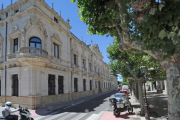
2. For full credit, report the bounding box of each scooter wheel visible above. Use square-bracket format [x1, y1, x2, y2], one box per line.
[128, 105, 133, 114]
[113, 109, 120, 117]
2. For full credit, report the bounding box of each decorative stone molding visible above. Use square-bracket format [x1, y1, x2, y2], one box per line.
[51, 33, 62, 44]
[12, 26, 19, 34]
[26, 15, 48, 38]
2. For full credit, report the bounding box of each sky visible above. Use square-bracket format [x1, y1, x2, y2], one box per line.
[0, 0, 122, 81]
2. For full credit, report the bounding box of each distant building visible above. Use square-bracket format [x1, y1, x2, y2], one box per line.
[0, 0, 117, 109]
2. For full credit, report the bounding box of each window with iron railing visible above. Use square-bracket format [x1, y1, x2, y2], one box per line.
[83, 79, 86, 91]
[12, 74, 18, 96]
[58, 76, 64, 94]
[74, 78, 78, 92]
[48, 74, 55, 95]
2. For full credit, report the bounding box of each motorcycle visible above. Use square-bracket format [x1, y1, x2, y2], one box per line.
[0, 105, 34, 120]
[19, 105, 34, 120]
[109, 97, 133, 117]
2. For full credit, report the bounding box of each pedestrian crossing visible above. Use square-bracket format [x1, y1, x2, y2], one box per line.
[34, 111, 105, 120]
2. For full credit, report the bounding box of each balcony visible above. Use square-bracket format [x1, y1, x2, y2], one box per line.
[16, 47, 49, 66]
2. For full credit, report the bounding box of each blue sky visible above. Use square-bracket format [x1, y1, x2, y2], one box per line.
[0, 0, 122, 81]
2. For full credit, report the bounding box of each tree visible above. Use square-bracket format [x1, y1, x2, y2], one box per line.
[107, 38, 166, 114]
[72, 0, 180, 119]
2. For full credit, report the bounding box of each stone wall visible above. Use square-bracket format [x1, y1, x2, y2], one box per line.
[0, 89, 112, 109]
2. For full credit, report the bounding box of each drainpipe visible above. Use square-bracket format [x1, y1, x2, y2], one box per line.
[5, 22, 8, 102]
[70, 38, 73, 97]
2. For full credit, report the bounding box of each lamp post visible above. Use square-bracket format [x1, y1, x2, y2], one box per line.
[140, 66, 150, 120]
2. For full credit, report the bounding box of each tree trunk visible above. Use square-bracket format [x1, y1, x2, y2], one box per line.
[138, 81, 145, 115]
[161, 61, 180, 120]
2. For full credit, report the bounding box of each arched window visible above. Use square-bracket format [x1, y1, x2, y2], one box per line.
[29, 37, 41, 48]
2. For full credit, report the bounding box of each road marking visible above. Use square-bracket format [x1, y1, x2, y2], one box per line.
[58, 113, 76, 120]
[71, 113, 87, 120]
[86, 114, 97, 120]
[43, 112, 67, 120]
[86, 111, 104, 120]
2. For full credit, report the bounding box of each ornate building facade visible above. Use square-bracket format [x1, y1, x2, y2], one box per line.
[0, 0, 117, 109]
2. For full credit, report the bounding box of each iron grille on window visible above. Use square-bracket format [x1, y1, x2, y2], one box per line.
[48, 74, 55, 95]
[90, 80, 92, 90]
[74, 78, 78, 92]
[58, 76, 64, 94]
[12, 74, 18, 96]
[83, 79, 86, 91]
[14, 38, 18, 53]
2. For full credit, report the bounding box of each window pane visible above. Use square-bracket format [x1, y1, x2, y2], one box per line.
[36, 43, 41, 49]
[30, 43, 35, 47]
[30, 38, 41, 42]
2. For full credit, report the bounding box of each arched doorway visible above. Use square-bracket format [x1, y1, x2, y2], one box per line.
[29, 37, 41, 49]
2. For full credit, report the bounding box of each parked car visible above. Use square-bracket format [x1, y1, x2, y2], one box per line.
[119, 90, 128, 96]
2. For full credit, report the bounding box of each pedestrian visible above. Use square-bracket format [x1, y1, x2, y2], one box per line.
[2, 102, 19, 120]
[129, 86, 132, 96]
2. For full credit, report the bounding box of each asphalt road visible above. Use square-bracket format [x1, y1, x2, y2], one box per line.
[35, 91, 116, 120]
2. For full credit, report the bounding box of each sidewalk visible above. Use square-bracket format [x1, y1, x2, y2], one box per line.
[0, 90, 116, 118]
[146, 91, 168, 120]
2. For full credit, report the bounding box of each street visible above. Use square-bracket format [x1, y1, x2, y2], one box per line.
[34, 91, 137, 120]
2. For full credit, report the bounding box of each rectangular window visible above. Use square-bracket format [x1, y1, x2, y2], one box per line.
[0, 18, 1, 21]
[13, 38, 18, 53]
[74, 54, 77, 65]
[58, 76, 64, 94]
[48, 74, 55, 95]
[83, 79, 86, 91]
[6, 13, 8, 18]
[74, 78, 78, 92]
[90, 80, 92, 90]
[12, 74, 18, 96]
[54, 17, 58, 23]
[82, 59, 85, 68]
[53, 43, 59, 58]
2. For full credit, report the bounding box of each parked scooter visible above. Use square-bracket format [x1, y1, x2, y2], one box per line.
[0, 105, 34, 120]
[109, 97, 133, 117]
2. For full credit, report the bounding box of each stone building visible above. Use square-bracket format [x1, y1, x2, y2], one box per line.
[0, 0, 117, 109]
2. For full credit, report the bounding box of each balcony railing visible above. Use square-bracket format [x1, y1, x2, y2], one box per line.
[17, 47, 48, 58]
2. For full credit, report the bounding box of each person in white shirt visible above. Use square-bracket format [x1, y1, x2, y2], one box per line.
[2, 102, 19, 120]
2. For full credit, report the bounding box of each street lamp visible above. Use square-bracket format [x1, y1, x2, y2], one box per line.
[140, 66, 150, 120]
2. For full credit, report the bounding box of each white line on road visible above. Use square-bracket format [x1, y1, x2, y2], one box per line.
[86, 114, 97, 120]
[43, 112, 67, 120]
[57, 113, 76, 120]
[71, 113, 87, 120]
